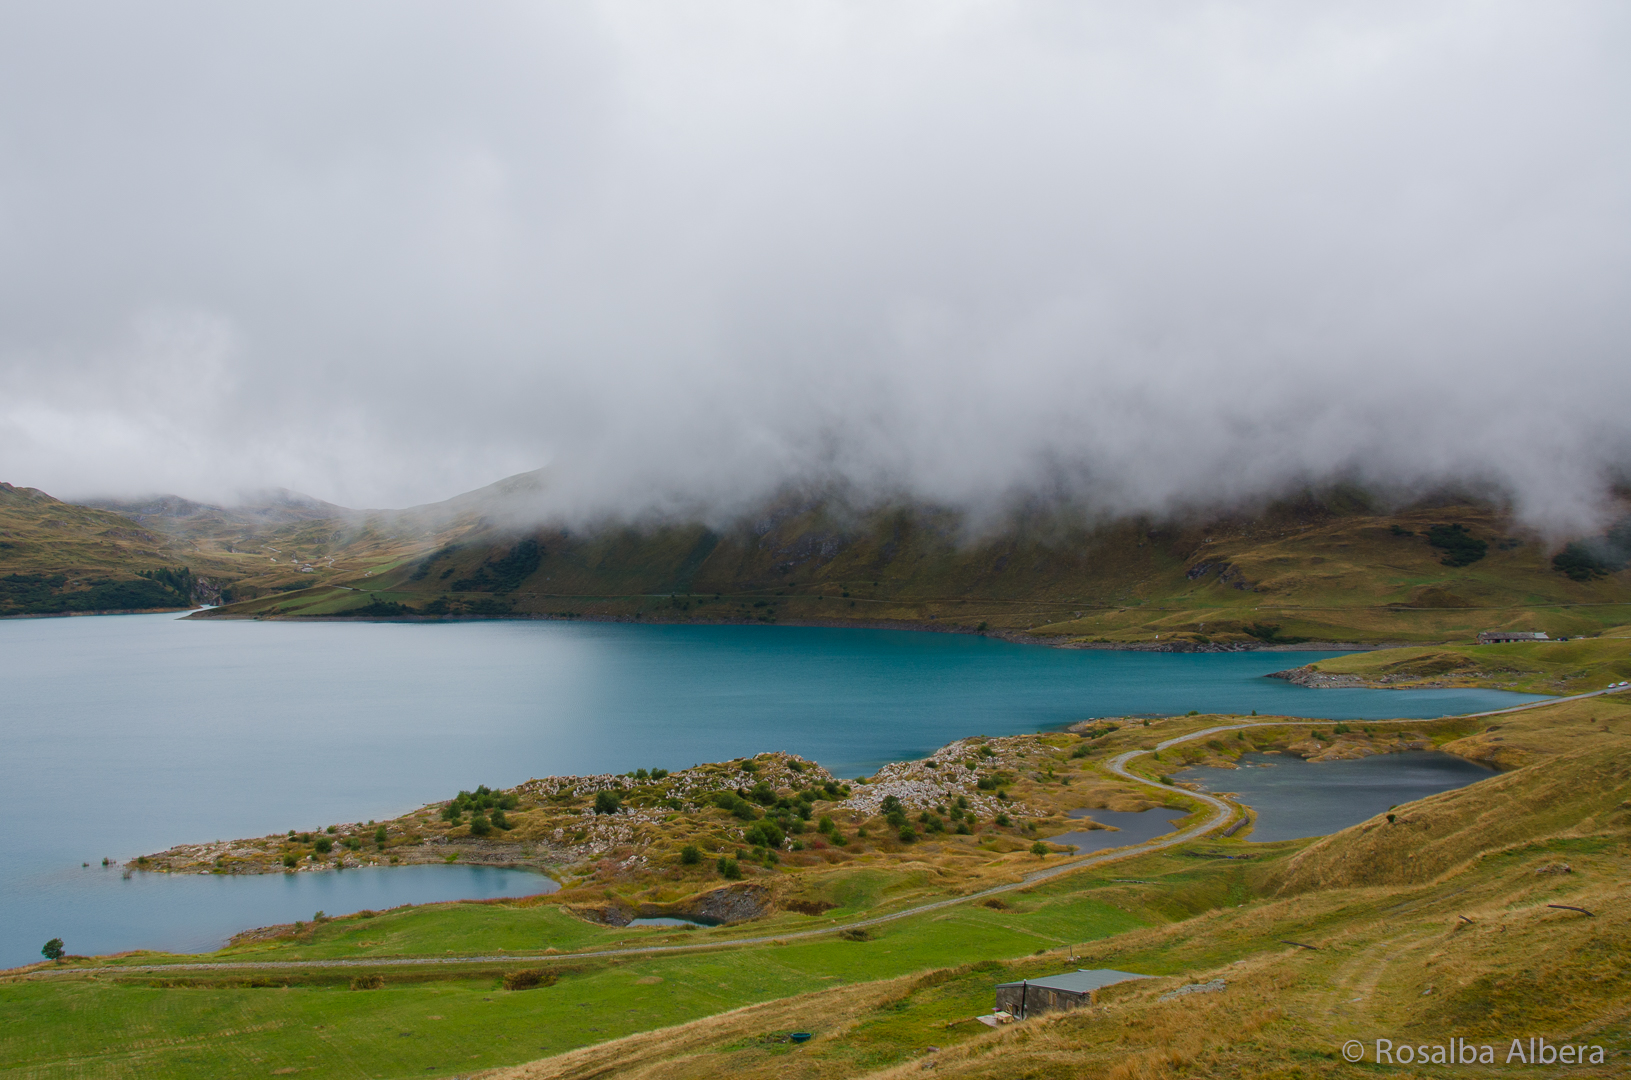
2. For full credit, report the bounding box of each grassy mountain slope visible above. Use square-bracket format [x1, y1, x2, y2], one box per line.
[0, 483, 252, 614]
[199, 481, 1631, 647]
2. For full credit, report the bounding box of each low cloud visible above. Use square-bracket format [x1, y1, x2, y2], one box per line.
[1, 2, 1627, 532]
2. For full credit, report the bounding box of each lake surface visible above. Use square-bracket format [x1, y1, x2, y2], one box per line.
[1174, 751, 1498, 841]
[0, 614, 1544, 967]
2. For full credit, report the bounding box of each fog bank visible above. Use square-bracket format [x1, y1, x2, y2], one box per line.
[1, 2, 1627, 532]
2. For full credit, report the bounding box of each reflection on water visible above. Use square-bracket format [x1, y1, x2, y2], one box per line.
[1175, 751, 1495, 842]
[1046, 807, 1188, 852]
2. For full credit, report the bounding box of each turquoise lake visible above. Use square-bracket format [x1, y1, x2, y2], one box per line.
[0, 613, 1544, 967]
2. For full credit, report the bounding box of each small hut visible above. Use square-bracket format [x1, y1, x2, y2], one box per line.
[993, 969, 1149, 1019]
[1477, 631, 1549, 644]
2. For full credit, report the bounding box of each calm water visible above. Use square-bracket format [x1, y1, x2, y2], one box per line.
[0, 614, 1542, 967]
[1174, 751, 1498, 841]
[1046, 808, 1189, 853]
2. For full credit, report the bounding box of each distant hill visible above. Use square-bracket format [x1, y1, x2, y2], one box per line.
[0, 483, 241, 615]
[189, 476, 1631, 647]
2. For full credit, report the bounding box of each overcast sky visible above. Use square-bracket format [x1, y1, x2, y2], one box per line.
[1, 2, 1627, 531]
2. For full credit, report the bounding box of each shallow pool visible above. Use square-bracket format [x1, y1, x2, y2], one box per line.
[1174, 751, 1496, 842]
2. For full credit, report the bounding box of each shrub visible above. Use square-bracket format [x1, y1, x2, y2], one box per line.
[350, 974, 384, 990]
[955, 822, 972, 835]
[490, 808, 510, 830]
[325, 825, 337, 834]
[313, 837, 333, 854]
[717, 855, 742, 880]
[41, 938, 64, 961]
[373, 826, 388, 844]
[594, 791, 621, 815]
[650, 768, 669, 780]
[838, 927, 871, 941]
[345, 837, 361, 851]
[817, 815, 835, 833]
[898, 826, 917, 843]
[745, 820, 785, 849]
[1426, 523, 1488, 567]
[469, 814, 492, 836]
[502, 969, 556, 991]
[680, 844, 701, 865]
[995, 813, 1011, 827]
[1553, 541, 1627, 581]
[283, 854, 298, 868]
[1030, 841, 1050, 857]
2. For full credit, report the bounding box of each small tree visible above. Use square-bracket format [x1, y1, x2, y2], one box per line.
[41, 938, 64, 961]
[1030, 841, 1050, 857]
[680, 844, 701, 865]
[717, 855, 742, 880]
[594, 790, 621, 815]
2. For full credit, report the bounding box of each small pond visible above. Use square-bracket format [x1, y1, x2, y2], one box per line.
[1045, 807, 1190, 853]
[626, 916, 719, 928]
[1173, 751, 1496, 842]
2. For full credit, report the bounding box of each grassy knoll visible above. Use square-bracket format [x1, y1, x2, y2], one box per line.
[1286, 625, 1631, 694]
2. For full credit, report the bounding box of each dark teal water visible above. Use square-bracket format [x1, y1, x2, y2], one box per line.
[0, 614, 1543, 967]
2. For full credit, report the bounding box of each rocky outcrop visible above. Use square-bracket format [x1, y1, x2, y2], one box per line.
[571, 883, 773, 927]
[1266, 665, 1365, 688]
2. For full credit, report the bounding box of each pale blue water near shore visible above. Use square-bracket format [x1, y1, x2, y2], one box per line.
[0, 613, 1543, 967]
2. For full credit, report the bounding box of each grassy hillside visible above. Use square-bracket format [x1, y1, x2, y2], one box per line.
[1283, 625, 1631, 694]
[11, 468, 1631, 642]
[0, 483, 255, 614]
[198, 482, 1631, 647]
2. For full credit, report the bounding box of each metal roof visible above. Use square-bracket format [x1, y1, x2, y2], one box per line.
[995, 969, 1150, 994]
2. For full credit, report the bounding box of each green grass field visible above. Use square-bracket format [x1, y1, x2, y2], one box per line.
[1, 866, 1172, 1078]
[1305, 625, 1631, 692]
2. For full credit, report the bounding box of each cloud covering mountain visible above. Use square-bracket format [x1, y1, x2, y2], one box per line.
[1, 2, 1627, 530]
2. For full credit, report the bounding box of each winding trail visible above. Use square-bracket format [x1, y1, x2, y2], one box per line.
[23, 685, 1626, 978]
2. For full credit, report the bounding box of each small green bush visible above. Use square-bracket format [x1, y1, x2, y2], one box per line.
[898, 826, 917, 843]
[680, 844, 701, 865]
[469, 814, 492, 836]
[282, 854, 298, 868]
[313, 837, 333, 854]
[502, 969, 556, 991]
[995, 813, 1011, 827]
[1030, 841, 1049, 857]
[717, 855, 742, 879]
[594, 790, 622, 815]
[41, 938, 64, 961]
